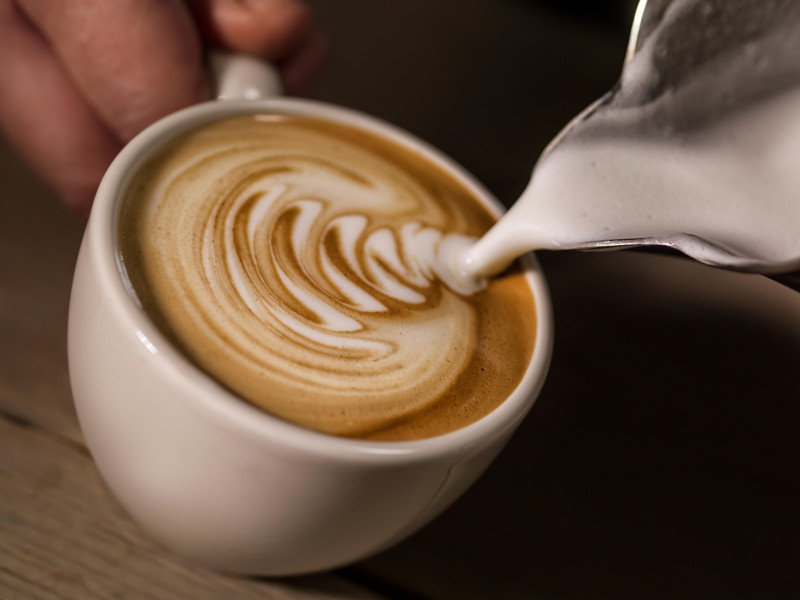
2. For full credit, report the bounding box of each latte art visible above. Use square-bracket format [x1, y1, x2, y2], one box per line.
[119, 114, 535, 440]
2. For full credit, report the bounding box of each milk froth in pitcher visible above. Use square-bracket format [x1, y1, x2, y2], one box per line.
[456, 0, 800, 291]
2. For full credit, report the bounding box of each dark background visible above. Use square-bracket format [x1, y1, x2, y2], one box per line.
[304, 1, 800, 598]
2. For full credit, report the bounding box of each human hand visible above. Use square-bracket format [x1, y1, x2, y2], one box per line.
[0, 0, 326, 215]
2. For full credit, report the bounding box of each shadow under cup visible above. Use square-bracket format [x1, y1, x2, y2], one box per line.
[68, 97, 553, 575]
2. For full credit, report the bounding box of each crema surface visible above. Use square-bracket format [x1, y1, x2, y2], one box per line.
[118, 114, 535, 440]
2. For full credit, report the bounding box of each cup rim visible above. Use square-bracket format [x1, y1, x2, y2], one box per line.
[90, 97, 554, 462]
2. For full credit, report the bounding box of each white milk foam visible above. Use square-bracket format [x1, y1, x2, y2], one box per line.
[471, 88, 800, 270]
[467, 0, 800, 278]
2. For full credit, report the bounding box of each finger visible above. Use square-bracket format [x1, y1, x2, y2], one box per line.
[189, 0, 314, 58]
[0, 1, 120, 213]
[15, 0, 210, 142]
[188, 0, 327, 93]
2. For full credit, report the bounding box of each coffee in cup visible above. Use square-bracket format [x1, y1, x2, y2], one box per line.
[70, 58, 552, 572]
[117, 113, 537, 441]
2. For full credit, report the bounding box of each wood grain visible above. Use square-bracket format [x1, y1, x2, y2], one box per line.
[0, 417, 381, 600]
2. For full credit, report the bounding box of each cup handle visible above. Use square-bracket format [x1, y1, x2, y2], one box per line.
[209, 52, 283, 100]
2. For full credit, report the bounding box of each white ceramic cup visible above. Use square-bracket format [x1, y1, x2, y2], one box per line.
[68, 55, 553, 576]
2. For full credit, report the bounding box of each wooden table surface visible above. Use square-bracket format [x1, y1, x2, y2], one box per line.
[3, 1, 800, 598]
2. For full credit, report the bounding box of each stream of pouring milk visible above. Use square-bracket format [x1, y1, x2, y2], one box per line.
[463, 87, 800, 281]
[456, 0, 800, 286]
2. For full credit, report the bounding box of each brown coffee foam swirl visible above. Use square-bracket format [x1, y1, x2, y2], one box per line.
[120, 115, 535, 440]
